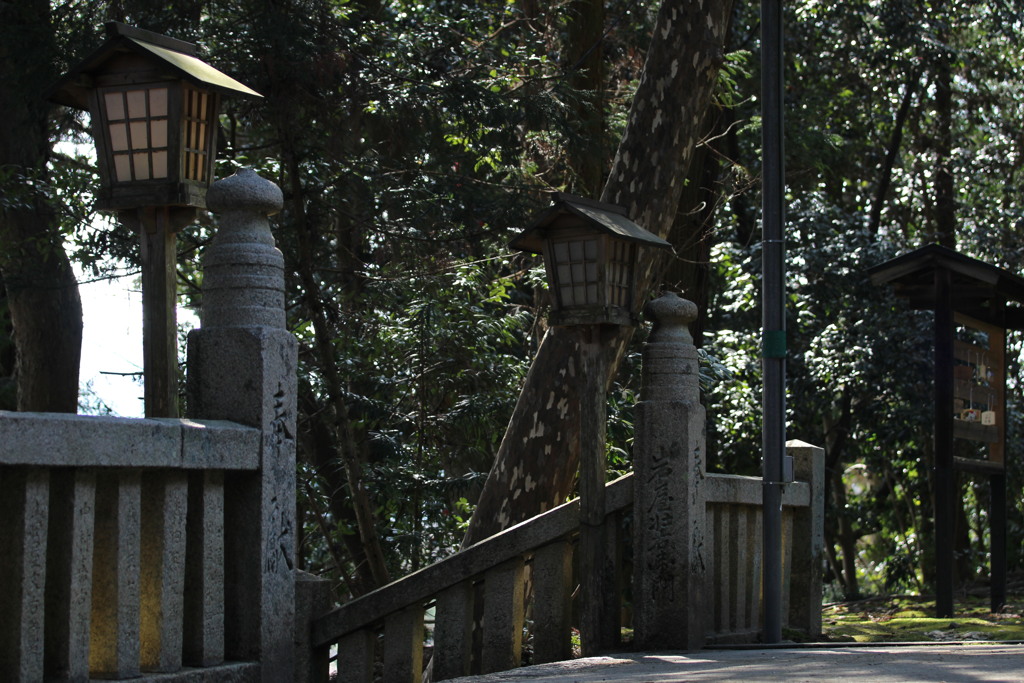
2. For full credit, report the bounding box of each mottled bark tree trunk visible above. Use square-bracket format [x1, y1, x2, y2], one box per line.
[0, 0, 83, 413]
[464, 0, 734, 546]
[662, 108, 728, 346]
[565, 0, 607, 197]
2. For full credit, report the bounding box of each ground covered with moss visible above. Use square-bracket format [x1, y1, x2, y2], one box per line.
[822, 588, 1024, 643]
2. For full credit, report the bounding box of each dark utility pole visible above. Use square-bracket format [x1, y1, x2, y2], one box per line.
[761, 0, 787, 644]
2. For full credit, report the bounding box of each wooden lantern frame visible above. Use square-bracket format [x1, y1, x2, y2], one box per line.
[511, 194, 671, 327]
[89, 79, 219, 209]
[48, 21, 260, 210]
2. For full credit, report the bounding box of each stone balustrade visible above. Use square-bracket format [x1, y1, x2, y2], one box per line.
[0, 416, 260, 680]
[310, 475, 634, 682]
[310, 293, 824, 682]
[0, 183, 823, 682]
[704, 442, 823, 642]
[311, 450, 822, 682]
[0, 168, 298, 682]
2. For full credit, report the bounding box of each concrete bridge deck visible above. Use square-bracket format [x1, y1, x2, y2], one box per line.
[452, 643, 1024, 682]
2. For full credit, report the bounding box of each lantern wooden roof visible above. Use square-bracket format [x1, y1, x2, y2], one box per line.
[510, 193, 672, 254]
[868, 243, 1024, 329]
[49, 22, 260, 111]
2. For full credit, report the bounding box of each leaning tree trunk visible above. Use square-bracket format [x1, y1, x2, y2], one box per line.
[0, 0, 83, 414]
[565, 0, 607, 198]
[463, 0, 734, 546]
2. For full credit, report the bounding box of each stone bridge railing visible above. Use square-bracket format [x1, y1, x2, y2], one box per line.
[309, 450, 822, 682]
[0, 168, 823, 682]
[309, 293, 824, 682]
[0, 169, 297, 682]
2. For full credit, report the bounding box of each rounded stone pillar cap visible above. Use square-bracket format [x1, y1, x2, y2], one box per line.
[645, 292, 697, 343]
[207, 167, 284, 216]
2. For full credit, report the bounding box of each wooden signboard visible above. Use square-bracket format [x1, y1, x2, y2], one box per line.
[869, 245, 1020, 617]
[952, 313, 1005, 469]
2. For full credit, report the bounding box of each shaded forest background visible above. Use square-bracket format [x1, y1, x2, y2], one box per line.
[2, 0, 1024, 604]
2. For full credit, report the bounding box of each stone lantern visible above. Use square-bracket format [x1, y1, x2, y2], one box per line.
[49, 21, 260, 210]
[49, 22, 260, 417]
[510, 194, 672, 327]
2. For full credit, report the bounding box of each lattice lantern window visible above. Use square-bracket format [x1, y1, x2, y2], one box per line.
[97, 84, 215, 190]
[550, 232, 637, 311]
[512, 195, 671, 327]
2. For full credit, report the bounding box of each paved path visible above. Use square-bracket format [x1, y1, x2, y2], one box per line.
[450, 643, 1024, 682]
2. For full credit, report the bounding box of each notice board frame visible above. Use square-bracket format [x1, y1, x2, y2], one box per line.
[869, 244, 1021, 617]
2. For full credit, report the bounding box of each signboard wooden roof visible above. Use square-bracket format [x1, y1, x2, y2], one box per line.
[868, 244, 1024, 328]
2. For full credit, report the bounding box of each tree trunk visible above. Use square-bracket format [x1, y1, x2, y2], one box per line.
[931, 27, 956, 249]
[868, 71, 917, 237]
[0, 277, 16, 410]
[822, 390, 859, 598]
[661, 108, 728, 346]
[283, 131, 392, 591]
[0, 0, 83, 414]
[565, 0, 607, 197]
[463, 0, 734, 547]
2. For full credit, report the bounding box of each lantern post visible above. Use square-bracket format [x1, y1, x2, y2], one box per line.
[49, 22, 261, 417]
[511, 193, 670, 653]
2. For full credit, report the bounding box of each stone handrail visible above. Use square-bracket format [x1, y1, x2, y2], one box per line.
[0, 412, 260, 469]
[308, 293, 824, 682]
[0, 169, 298, 682]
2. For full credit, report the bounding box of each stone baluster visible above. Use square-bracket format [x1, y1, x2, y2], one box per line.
[139, 470, 188, 672]
[90, 470, 142, 677]
[44, 469, 96, 680]
[0, 468, 51, 682]
[530, 540, 573, 665]
[632, 292, 707, 650]
[186, 168, 297, 681]
[432, 581, 474, 679]
[337, 630, 374, 682]
[383, 607, 425, 683]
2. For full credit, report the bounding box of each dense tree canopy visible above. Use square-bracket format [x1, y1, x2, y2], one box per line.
[4, 0, 1023, 604]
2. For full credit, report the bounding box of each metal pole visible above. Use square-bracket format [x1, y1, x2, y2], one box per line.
[761, 0, 786, 644]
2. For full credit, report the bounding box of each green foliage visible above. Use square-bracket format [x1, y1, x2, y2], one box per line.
[34, 0, 1024, 602]
[704, 0, 1024, 600]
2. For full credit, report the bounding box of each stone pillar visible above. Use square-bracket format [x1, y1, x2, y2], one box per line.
[786, 439, 824, 637]
[632, 292, 706, 651]
[294, 570, 333, 683]
[186, 168, 297, 681]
